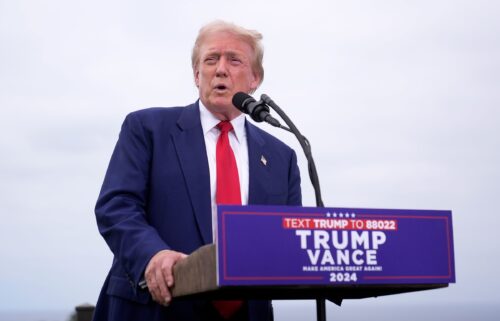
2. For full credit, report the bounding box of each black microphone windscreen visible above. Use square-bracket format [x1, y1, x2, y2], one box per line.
[232, 92, 253, 112]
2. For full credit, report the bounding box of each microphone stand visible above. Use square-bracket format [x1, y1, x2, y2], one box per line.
[260, 94, 327, 321]
[261, 94, 324, 208]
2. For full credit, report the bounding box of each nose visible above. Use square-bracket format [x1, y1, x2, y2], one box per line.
[215, 57, 228, 77]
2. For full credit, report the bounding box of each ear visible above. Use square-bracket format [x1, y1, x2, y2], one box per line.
[249, 71, 261, 91]
[194, 68, 200, 88]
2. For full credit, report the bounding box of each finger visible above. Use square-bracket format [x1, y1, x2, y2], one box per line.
[147, 272, 161, 304]
[155, 265, 171, 305]
[163, 287, 172, 306]
[162, 264, 174, 288]
[164, 252, 187, 288]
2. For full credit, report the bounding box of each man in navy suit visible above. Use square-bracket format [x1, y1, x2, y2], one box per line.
[93, 20, 301, 321]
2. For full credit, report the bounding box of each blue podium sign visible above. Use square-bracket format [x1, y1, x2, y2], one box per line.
[216, 205, 455, 286]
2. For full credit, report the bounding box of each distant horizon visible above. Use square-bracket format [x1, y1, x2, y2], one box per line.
[1, 301, 498, 321]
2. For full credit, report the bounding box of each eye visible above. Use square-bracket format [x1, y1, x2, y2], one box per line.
[204, 56, 217, 65]
[230, 56, 242, 65]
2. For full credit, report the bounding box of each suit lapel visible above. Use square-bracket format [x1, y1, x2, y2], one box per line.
[171, 102, 212, 244]
[246, 121, 273, 205]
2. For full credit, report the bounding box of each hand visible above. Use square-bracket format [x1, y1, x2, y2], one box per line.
[144, 249, 187, 306]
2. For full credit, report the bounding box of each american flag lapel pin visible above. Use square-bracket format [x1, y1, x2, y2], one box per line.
[260, 155, 267, 166]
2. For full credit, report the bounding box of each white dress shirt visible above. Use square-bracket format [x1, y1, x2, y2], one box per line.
[199, 101, 249, 242]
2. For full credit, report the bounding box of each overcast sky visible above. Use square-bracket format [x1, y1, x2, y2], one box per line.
[1, 0, 499, 319]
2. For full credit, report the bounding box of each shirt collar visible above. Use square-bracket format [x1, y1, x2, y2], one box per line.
[199, 100, 246, 143]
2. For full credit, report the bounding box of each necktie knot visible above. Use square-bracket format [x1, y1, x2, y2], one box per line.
[217, 121, 233, 134]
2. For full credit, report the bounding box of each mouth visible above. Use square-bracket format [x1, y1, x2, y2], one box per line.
[213, 84, 229, 92]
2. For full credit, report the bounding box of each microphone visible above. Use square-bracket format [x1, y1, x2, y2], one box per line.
[232, 92, 281, 127]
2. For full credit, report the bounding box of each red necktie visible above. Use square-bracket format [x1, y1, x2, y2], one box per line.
[213, 121, 243, 318]
[216, 121, 241, 205]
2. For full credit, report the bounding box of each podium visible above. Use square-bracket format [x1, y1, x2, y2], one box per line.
[170, 243, 449, 300]
[169, 205, 455, 319]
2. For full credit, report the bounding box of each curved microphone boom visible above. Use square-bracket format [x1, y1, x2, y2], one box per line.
[261, 94, 324, 207]
[233, 91, 327, 320]
[232, 92, 281, 127]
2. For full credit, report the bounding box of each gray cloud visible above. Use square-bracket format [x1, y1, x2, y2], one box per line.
[1, 0, 499, 316]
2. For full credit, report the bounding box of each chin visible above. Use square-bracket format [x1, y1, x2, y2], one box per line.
[210, 97, 232, 108]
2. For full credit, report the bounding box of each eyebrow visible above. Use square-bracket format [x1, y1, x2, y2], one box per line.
[204, 49, 245, 58]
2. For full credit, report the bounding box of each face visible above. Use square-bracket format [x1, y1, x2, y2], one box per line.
[194, 32, 261, 120]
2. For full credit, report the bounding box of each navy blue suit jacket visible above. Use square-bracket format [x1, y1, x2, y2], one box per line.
[93, 102, 301, 321]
